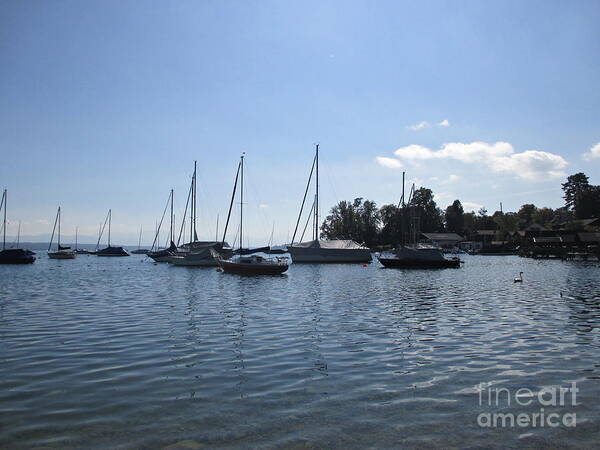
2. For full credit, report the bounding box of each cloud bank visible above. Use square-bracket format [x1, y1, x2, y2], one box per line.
[583, 142, 600, 161]
[375, 156, 403, 169]
[389, 141, 567, 181]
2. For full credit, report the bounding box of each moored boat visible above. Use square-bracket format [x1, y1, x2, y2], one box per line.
[0, 189, 35, 264]
[377, 245, 460, 268]
[47, 207, 76, 259]
[95, 209, 130, 257]
[217, 154, 289, 275]
[288, 145, 371, 263]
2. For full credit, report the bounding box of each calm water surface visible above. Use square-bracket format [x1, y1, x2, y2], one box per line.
[1, 255, 599, 448]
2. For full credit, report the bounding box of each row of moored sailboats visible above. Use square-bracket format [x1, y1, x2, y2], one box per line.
[1, 146, 460, 272]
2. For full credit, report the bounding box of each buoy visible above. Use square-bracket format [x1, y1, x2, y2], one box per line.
[362, 264, 368, 267]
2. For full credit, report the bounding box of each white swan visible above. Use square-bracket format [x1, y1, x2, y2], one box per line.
[514, 272, 523, 283]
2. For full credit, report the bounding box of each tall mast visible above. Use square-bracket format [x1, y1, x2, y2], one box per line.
[138, 226, 142, 250]
[76, 226, 78, 250]
[170, 189, 174, 244]
[193, 161, 197, 241]
[314, 144, 319, 241]
[2, 189, 6, 250]
[108, 209, 111, 247]
[239, 154, 244, 252]
[58, 207, 61, 248]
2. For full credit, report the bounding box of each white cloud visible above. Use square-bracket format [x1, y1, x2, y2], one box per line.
[583, 142, 600, 160]
[448, 174, 461, 183]
[375, 156, 403, 169]
[259, 204, 269, 209]
[463, 201, 484, 211]
[407, 121, 431, 131]
[438, 119, 450, 127]
[393, 141, 568, 181]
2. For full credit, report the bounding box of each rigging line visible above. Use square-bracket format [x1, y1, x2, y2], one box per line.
[95, 210, 110, 251]
[299, 199, 315, 243]
[150, 192, 172, 251]
[177, 175, 193, 246]
[222, 159, 242, 246]
[291, 152, 316, 244]
[48, 208, 59, 251]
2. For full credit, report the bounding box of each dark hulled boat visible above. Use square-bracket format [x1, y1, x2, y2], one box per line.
[217, 155, 289, 275]
[378, 246, 460, 268]
[95, 209, 130, 257]
[0, 189, 35, 264]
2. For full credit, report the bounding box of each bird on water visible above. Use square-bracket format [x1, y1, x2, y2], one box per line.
[514, 272, 523, 283]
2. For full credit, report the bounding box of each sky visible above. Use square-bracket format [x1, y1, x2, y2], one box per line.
[1, 0, 599, 246]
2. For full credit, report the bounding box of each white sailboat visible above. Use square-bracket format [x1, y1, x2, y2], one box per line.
[287, 145, 372, 263]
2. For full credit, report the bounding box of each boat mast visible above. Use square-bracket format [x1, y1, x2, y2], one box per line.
[75, 226, 78, 250]
[2, 189, 6, 250]
[16, 221, 20, 247]
[108, 209, 111, 247]
[314, 144, 319, 241]
[58, 207, 61, 249]
[137, 226, 142, 250]
[221, 158, 242, 246]
[193, 161, 197, 242]
[48, 207, 59, 251]
[170, 188, 174, 244]
[239, 154, 244, 252]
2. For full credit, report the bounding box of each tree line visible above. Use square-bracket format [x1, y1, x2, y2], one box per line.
[319, 172, 600, 247]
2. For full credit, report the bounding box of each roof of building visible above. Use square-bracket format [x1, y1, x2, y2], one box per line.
[421, 233, 464, 241]
[476, 230, 496, 236]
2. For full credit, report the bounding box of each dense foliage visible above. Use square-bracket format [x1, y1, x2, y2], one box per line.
[319, 172, 599, 246]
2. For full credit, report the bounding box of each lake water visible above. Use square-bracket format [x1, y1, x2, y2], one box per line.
[1, 255, 599, 448]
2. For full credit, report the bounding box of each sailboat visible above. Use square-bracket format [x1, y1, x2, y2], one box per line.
[217, 154, 289, 275]
[0, 189, 36, 264]
[148, 189, 177, 262]
[166, 161, 233, 266]
[74, 227, 92, 254]
[131, 226, 150, 254]
[47, 207, 76, 259]
[377, 173, 460, 269]
[287, 145, 372, 263]
[96, 209, 130, 256]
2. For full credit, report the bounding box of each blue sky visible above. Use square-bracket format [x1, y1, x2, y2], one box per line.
[1, 0, 599, 245]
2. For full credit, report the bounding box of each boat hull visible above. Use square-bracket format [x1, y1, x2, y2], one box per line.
[96, 246, 130, 257]
[377, 256, 460, 269]
[48, 251, 76, 259]
[220, 259, 288, 275]
[288, 247, 372, 263]
[0, 249, 36, 264]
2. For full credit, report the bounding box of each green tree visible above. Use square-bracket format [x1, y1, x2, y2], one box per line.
[320, 198, 381, 246]
[407, 187, 444, 233]
[562, 173, 590, 210]
[445, 200, 464, 233]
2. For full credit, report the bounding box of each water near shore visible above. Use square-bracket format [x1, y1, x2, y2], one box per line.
[1, 255, 599, 448]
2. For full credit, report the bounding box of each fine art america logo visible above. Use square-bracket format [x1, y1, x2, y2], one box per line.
[477, 382, 578, 428]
